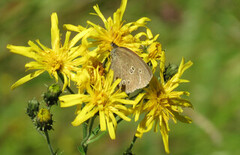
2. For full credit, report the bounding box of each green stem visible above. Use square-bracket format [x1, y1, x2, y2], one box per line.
[66, 84, 75, 94]
[83, 121, 88, 140]
[57, 72, 75, 94]
[44, 130, 55, 155]
[117, 118, 123, 124]
[86, 118, 123, 145]
[86, 131, 107, 145]
[79, 116, 124, 153]
[84, 120, 100, 146]
[88, 115, 96, 137]
[85, 124, 104, 145]
[81, 120, 89, 154]
[124, 135, 138, 155]
[87, 124, 101, 142]
[81, 116, 97, 146]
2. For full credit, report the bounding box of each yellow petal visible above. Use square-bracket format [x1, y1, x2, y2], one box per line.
[51, 12, 60, 50]
[179, 79, 190, 83]
[92, 5, 107, 27]
[75, 105, 82, 114]
[59, 94, 86, 107]
[7, 44, 35, 59]
[11, 70, 45, 89]
[114, 104, 128, 111]
[135, 111, 140, 122]
[62, 73, 69, 91]
[106, 117, 116, 139]
[182, 60, 193, 73]
[112, 98, 135, 105]
[28, 40, 43, 54]
[134, 93, 145, 105]
[87, 21, 106, 34]
[160, 51, 165, 83]
[112, 91, 128, 99]
[134, 102, 143, 122]
[118, 0, 127, 21]
[178, 58, 193, 76]
[146, 28, 153, 39]
[136, 17, 151, 24]
[99, 110, 106, 131]
[129, 17, 150, 32]
[72, 108, 98, 126]
[63, 31, 71, 48]
[109, 112, 117, 129]
[69, 28, 91, 48]
[80, 103, 96, 115]
[145, 117, 154, 132]
[151, 60, 158, 73]
[110, 80, 121, 94]
[52, 71, 58, 83]
[112, 109, 131, 121]
[160, 124, 170, 154]
[134, 32, 148, 40]
[35, 40, 49, 52]
[63, 24, 84, 32]
[113, 10, 121, 26]
[25, 61, 44, 70]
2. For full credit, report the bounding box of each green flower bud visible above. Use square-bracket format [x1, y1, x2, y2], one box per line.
[164, 64, 178, 82]
[36, 108, 53, 131]
[26, 99, 40, 119]
[43, 84, 62, 107]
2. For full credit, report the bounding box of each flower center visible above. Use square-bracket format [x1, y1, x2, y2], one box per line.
[44, 49, 67, 72]
[95, 91, 109, 109]
[152, 92, 169, 115]
[95, 92, 108, 106]
[51, 58, 63, 71]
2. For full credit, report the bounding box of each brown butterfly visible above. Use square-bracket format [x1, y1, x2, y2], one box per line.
[110, 45, 153, 93]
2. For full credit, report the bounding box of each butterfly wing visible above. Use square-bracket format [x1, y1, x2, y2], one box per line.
[110, 47, 152, 93]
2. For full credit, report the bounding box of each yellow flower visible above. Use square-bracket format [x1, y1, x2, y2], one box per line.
[141, 42, 163, 73]
[70, 45, 106, 93]
[72, 65, 105, 94]
[64, 0, 158, 55]
[37, 108, 52, 123]
[36, 108, 53, 131]
[72, 68, 90, 93]
[60, 69, 143, 139]
[135, 52, 193, 153]
[7, 12, 90, 90]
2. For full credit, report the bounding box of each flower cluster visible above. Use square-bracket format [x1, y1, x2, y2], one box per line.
[7, 0, 193, 153]
[26, 84, 62, 132]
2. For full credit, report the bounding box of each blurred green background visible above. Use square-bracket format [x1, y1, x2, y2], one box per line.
[1, 0, 240, 154]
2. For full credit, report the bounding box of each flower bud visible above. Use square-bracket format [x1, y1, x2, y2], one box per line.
[36, 108, 53, 131]
[43, 84, 62, 107]
[164, 64, 178, 82]
[26, 99, 40, 119]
